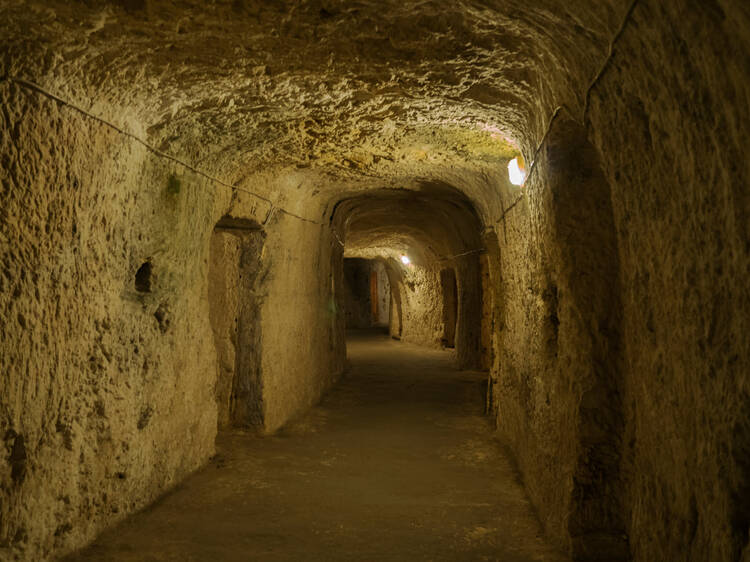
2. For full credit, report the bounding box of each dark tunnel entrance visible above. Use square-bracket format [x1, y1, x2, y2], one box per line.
[440, 268, 458, 348]
[208, 216, 265, 429]
[343, 258, 390, 331]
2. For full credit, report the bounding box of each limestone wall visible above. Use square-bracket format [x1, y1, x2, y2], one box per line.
[373, 260, 390, 328]
[0, 84, 346, 560]
[489, 2, 750, 560]
[585, 3, 750, 559]
[259, 212, 346, 433]
[492, 120, 625, 559]
[396, 263, 444, 349]
[0, 86, 221, 560]
[479, 253, 492, 371]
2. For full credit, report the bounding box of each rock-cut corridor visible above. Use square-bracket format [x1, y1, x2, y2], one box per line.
[1, 1, 749, 561]
[67, 331, 567, 562]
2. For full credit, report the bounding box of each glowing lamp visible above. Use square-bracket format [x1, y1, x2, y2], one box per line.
[400, 255, 410, 265]
[508, 156, 525, 186]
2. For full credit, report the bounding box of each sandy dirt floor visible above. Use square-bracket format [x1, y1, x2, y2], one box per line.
[67, 330, 567, 561]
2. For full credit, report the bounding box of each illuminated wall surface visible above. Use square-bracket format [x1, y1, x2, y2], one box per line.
[1, 1, 748, 561]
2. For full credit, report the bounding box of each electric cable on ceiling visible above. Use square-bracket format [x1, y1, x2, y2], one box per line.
[4, 76, 326, 228]
[4, 0, 641, 251]
[505, 0, 640, 201]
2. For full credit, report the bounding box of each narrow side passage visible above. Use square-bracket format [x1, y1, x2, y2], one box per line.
[67, 332, 566, 561]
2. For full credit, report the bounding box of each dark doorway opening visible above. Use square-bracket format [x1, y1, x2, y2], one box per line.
[208, 216, 265, 429]
[440, 268, 458, 348]
[343, 258, 390, 331]
[370, 269, 379, 324]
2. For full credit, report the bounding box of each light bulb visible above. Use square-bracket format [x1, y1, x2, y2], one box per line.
[400, 255, 410, 265]
[508, 157, 525, 185]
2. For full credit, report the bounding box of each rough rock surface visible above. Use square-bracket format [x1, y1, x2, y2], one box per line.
[1, 0, 749, 560]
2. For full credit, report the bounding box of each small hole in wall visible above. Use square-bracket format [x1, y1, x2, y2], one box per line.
[135, 261, 152, 293]
[166, 174, 181, 195]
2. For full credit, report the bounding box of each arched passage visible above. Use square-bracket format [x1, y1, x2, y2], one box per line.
[331, 184, 486, 369]
[1, 2, 747, 561]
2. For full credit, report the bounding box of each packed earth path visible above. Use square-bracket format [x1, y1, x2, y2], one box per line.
[66, 330, 567, 562]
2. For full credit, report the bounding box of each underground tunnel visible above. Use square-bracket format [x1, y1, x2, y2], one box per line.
[1, 1, 749, 561]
